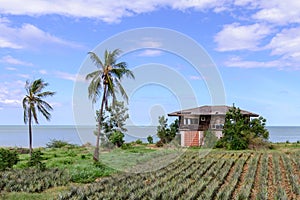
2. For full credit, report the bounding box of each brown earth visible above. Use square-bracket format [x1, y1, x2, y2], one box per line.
[250, 153, 262, 200]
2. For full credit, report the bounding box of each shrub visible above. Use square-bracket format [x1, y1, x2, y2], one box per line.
[46, 139, 74, 148]
[156, 140, 164, 147]
[0, 148, 19, 171]
[147, 135, 154, 144]
[121, 143, 132, 150]
[109, 130, 125, 147]
[135, 139, 143, 145]
[27, 150, 46, 170]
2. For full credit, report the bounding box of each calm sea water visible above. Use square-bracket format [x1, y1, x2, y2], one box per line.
[0, 125, 299, 147]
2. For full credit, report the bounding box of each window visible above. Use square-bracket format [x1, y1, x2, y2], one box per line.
[212, 124, 224, 129]
[183, 117, 199, 125]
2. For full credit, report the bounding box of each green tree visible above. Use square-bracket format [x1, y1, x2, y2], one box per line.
[86, 49, 134, 161]
[22, 79, 55, 156]
[218, 105, 269, 150]
[109, 130, 124, 147]
[96, 101, 129, 147]
[147, 135, 154, 144]
[157, 116, 178, 143]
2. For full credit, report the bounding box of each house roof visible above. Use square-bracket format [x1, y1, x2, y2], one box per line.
[168, 105, 259, 117]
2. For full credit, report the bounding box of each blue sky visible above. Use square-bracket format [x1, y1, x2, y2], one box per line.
[1, 0, 300, 126]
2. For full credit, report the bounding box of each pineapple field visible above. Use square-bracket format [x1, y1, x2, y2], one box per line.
[58, 150, 300, 200]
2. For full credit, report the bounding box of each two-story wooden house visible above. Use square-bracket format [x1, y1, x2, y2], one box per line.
[168, 105, 259, 147]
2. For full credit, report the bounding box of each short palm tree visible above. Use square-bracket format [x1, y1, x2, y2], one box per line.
[86, 49, 134, 162]
[22, 79, 55, 156]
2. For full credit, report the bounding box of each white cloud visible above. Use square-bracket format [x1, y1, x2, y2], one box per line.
[39, 69, 48, 75]
[138, 49, 163, 57]
[267, 27, 300, 59]
[0, 18, 82, 50]
[17, 74, 31, 79]
[54, 71, 86, 82]
[224, 56, 282, 69]
[252, 0, 300, 25]
[214, 23, 272, 51]
[0, 0, 229, 23]
[0, 81, 23, 109]
[234, 0, 257, 7]
[5, 67, 17, 71]
[137, 37, 163, 48]
[0, 55, 33, 66]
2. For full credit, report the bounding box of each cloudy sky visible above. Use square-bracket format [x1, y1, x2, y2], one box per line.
[1, 0, 300, 126]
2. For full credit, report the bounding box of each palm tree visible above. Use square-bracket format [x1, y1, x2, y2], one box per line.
[86, 49, 134, 162]
[22, 79, 55, 156]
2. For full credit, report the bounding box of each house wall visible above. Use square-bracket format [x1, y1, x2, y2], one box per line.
[178, 114, 227, 147]
[181, 131, 200, 146]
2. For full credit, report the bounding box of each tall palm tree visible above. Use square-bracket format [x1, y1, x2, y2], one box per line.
[86, 49, 134, 162]
[22, 79, 55, 156]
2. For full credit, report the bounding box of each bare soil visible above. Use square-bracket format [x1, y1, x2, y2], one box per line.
[279, 155, 297, 199]
[250, 153, 262, 200]
[267, 154, 275, 200]
[232, 153, 251, 199]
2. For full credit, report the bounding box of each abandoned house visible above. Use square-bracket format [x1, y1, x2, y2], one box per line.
[168, 105, 259, 147]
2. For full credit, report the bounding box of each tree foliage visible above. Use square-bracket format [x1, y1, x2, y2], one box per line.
[157, 116, 178, 144]
[109, 130, 125, 147]
[96, 101, 129, 147]
[147, 135, 154, 144]
[218, 105, 269, 150]
[0, 148, 19, 171]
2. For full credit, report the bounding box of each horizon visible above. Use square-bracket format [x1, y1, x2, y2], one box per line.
[1, 1, 300, 126]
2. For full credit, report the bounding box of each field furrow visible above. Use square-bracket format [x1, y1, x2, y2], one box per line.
[250, 153, 262, 200]
[231, 153, 252, 198]
[267, 154, 275, 200]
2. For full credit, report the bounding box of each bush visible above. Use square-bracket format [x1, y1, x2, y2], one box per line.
[147, 135, 154, 144]
[46, 139, 74, 148]
[27, 150, 46, 170]
[156, 140, 164, 147]
[135, 139, 143, 145]
[70, 163, 113, 183]
[0, 148, 19, 171]
[109, 130, 125, 147]
[121, 143, 132, 150]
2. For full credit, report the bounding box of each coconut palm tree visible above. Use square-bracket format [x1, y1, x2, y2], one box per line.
[22, 79, 55, 156]
[86, 49, 134, 162]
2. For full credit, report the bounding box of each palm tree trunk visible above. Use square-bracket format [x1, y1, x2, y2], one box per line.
[28, 110, 33, 157]
[93, 84, 107, 162]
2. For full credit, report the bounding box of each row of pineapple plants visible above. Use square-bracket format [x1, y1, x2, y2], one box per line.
[272, 153, 289, 199]
[281, 153, 300, 198]
[255, 153, 269, 199]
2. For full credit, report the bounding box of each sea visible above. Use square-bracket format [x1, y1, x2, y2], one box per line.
[0, 125, 299, 147]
